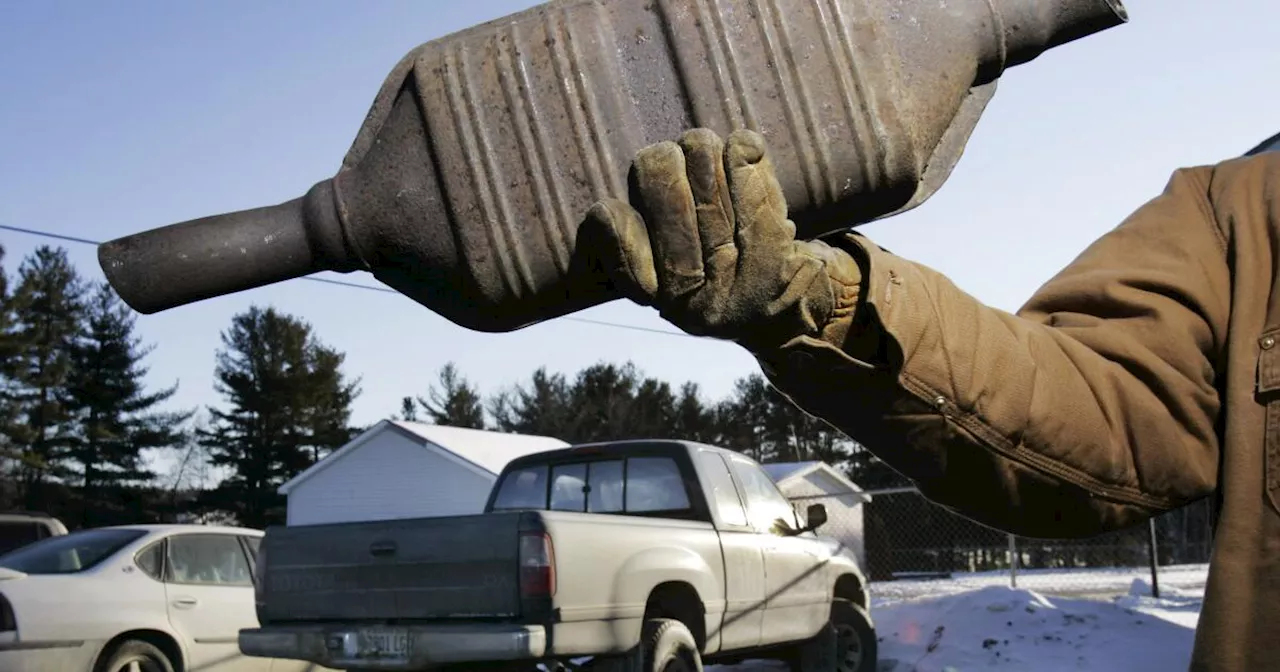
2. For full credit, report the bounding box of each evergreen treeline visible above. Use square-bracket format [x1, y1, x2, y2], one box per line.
[397, 361, 899, 484]
[0, 245, 360, 529]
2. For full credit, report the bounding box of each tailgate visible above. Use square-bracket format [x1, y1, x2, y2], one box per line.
[259, 513, 524, 622]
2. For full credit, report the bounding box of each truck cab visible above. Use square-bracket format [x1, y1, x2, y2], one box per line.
[0, 512, 68, 557]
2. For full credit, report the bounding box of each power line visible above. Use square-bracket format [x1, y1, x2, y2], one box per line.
[0, 224, 100, 247]
[0, 222, 709, 341]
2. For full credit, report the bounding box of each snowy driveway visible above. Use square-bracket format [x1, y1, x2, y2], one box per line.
[712, 568, 1204, 672]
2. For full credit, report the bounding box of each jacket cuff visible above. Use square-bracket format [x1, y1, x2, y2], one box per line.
[755, 231, 914, 381]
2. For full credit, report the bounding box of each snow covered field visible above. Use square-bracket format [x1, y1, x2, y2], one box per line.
[714, 565, 1208, 672]
[868, 582, 1202, 671]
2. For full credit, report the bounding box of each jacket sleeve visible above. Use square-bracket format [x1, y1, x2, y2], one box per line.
[755, 165, 1231, 538]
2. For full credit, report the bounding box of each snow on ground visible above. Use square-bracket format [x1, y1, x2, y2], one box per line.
[713, 566, 1207, 672]
[870, 583, 1201, 671]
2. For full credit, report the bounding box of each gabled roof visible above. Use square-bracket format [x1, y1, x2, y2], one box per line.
[762, 460, 870, 501]
[761, 461, 822, 483]
[278, 420, 569, 495]
[388, 421, 569, 474]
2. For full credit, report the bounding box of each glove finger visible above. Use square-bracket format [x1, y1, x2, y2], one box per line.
[581, 198, 659, 305]
[632, 141, 705, 303]
[723, 129, 796, 276]
[677, 128, 737, 288]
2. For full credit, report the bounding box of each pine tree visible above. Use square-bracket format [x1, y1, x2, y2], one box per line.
[570, 360, 680, 440]
[297, 345, 360, 462]
[63, 283, 191, 516]
[5, 246, 85, 507]
[672, 382, 719, 444]
[714, 373, 860, 468]
[396, 396, 420, 422]
[0, 245, 21, 508]
[489, 367, 576, 438]
[716, 375, 773, 462]
[413, 362, 487, 429]
[199, 306, 359, 527]
[565, 362, 645, 442]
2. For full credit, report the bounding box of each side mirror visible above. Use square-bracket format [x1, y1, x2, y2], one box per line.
[804, 503, 828, 532]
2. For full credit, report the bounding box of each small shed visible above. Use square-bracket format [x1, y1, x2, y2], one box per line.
[278, 420, 569, 526]
[762, 461, 870, 570]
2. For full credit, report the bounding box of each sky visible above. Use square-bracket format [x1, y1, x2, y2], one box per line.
[0, 0, 1277, 431]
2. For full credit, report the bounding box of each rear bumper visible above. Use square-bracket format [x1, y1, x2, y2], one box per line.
[240, 623, 547, 670]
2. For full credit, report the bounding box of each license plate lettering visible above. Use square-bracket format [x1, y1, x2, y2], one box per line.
[356, 628, 412, 660]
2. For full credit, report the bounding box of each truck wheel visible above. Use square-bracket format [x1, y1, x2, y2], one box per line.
[793, 599, 877, 672]
[641, 619, 703, 672]
[588, 618, 703, 672]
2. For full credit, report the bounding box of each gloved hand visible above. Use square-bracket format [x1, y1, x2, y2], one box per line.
[582, 128, 865, 353]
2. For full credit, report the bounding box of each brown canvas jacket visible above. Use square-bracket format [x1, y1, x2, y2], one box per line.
[756, 150, 1280, 671]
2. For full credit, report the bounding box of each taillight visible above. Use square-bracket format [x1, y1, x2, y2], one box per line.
[518, 532, 556, 598]
[0, 592, 16, 632]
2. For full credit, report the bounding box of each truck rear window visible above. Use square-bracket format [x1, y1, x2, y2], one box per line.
[492, 456, 692, 515]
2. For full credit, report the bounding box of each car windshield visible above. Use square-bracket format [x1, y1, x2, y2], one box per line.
[0, 528, 147, 574]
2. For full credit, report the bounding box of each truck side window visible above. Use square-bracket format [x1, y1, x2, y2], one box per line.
[697, 451, 749, 527]
[491, 465, 550, 510]
[550, 463, 588, 511]
[625, 457, 692, 512]
[587, 460, 625, 513]
[730, 458, 799, 535]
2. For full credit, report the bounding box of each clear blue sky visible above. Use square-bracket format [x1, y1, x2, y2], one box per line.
[0, 0, 1275, 429]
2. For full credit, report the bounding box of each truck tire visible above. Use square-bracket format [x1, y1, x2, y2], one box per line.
[588, 618, 703, 672]
[792, 599, 877, 672]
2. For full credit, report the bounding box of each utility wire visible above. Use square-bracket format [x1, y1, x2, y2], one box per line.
[0, 222, 709, 341]
[0, 224, 100, 247]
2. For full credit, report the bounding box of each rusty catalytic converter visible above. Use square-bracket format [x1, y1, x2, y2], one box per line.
[97, 0, 1128, 332]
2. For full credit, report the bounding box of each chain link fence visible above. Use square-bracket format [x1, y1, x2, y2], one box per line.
[787, 486, 1213, 602]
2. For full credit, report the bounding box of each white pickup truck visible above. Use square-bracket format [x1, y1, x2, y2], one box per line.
[239, 440, 876, 672]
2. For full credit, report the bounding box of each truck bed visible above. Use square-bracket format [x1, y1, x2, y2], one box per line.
[258, 512, 525, 623]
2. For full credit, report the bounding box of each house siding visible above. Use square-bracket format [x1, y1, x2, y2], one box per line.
[286, 431, 497, 526]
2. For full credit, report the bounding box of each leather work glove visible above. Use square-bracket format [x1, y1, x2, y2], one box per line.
[582, 128, 867, 355]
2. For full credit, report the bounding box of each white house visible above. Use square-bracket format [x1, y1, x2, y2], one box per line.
[762, 461, 870, 569]
[278, 420, 570, 526]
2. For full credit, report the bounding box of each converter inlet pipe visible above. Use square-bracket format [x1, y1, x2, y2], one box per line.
[97, 179, 357, 314]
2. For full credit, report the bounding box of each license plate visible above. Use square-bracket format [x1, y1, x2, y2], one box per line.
[355, 627, 412, 660]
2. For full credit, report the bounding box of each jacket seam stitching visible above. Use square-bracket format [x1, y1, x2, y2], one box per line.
[897, 372, 1175, 511]
[1198, 167, 1229, 256]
